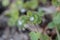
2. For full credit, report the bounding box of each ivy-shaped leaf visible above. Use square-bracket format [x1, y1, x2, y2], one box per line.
[53, 13, 60, 25]
[48, 22, 55, 29]
[29, 32, 40, 40]
[41, 34, 50, 40]
[48, 12, 60, 29]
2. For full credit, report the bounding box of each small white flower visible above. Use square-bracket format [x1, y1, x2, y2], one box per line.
[30, 17, 34, 21]
[21, 9, 26, 13]
[18, 20, 22, 26]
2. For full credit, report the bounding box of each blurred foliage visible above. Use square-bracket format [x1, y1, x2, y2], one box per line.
[17, 15, 28, 29]
[29, 32, 40, 40]
[40, 34, 50, 40]
[6, 0, 43, 29]
[1, 0, 60, 40]
[29, 32, 50, 40]
[2, 0, 10, 6]
[48, 12, 60, 40]
[8, 3, 19, 27]
[24, 0, 38, 9]
[27, 11, 41, 24]
[48, 12, 60, 30]
[52, 0, 60, 6]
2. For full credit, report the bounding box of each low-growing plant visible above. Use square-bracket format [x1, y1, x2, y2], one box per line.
[1, 0, 60, 40]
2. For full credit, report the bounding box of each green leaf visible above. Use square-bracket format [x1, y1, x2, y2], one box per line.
[27, 11, 41, 24]
[2, 0, 10, 6]
[24, 0, 38, 9]
[41, 34, 50, 40]
[27, 11, 33, 16]
[8, 18, 17, 27]
[38, 8, 44, 17]
[8, 4, 19, 26]
[17, 16, 28, 29]
[52, 0, 60, 6]
[29, 14, 41, 24]
[29, 32, 40, 40]
[16, 0, 24, 9]
[52, 0, 57, 6]
[30, 0, 38, 9]
[48, 22, 55, 29]
[53, 13, 60, 25]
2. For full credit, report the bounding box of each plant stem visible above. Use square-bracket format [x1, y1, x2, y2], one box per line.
[55, 26, 60, 40]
